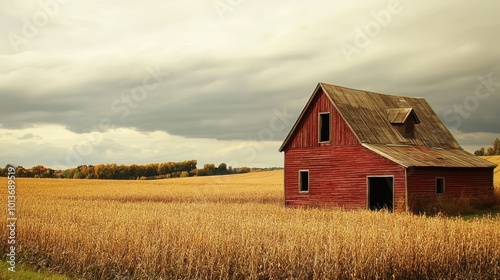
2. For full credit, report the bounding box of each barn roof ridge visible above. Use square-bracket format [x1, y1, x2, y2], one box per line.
[318, 82, 426, 100]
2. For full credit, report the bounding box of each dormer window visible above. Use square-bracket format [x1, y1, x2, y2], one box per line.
[387, 108, 420, 138]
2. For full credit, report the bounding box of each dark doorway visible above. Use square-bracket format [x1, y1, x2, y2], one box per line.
[368, 177, 394, 211]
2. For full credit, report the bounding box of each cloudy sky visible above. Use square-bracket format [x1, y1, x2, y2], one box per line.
[1, 0, 499, 170]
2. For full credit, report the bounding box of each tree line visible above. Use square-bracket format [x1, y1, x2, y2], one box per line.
[474, 138, 500, 156]
[0, 160, 272, 180]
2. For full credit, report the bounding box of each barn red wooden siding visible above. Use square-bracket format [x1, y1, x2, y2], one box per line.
[407, 167, 494, 198]
[287, 88, 358, 149]
[284, 145, 406, 209]
[283, 89, 406, 209]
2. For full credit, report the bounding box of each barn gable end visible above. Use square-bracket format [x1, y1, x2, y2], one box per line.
[281, 86, 359, 150]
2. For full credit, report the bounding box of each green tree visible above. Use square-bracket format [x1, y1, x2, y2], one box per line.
[203, 164, 216, 176]
[129, 164, 141, 179]
[30, 165, 47, 178]
[182, 160, 197, 173]
[217, 163, 228, 174]
[143, 163, 158, 178]
[158, 163, 169, 176]
[73, 170, 84, 179]
[95, 164, 113, 179]
[196, 169, 207, 176]
[494, 138, 500, 155]
[15, 166, 27, 177]
[238, 167, 251, 174]
[42, 167, 55, 178]
[3, 164, 15, 176]
[76, 165, 90, 178]
[63, 169, 75, 179]
[115, 165, 130, 180]
[474, 138, 500, 156]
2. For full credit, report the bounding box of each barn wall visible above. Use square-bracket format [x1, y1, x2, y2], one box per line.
[287, 89, 359, 149]
[407, 167, 494, 198]
[284, 145, 406, 210]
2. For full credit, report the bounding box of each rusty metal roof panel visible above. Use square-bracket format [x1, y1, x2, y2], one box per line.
[363, 144, 497, 168]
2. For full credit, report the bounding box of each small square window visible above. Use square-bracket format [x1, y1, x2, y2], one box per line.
[436, 178, 445, 194]
[299, 170, 309, 192]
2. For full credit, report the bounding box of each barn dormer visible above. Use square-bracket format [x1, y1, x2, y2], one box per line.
[386, 108, 420, 138]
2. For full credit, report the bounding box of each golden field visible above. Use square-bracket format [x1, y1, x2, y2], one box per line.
[1, 171, 500, 279]
[483, 155, 500, 183]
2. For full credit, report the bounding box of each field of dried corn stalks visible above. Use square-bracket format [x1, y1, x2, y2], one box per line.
[1, 171, 499, 279]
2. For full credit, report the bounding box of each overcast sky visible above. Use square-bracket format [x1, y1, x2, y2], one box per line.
[1, 0, 499, 169]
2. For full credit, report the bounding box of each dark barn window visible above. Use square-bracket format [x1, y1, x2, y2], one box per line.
[436, 178, 445, 194]
[319, 113, 330, 142]
[404, 119, 415, 138]
[299, 170, 309, 192]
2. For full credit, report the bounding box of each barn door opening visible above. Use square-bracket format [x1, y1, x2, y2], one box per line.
[368, 177, 394, 211]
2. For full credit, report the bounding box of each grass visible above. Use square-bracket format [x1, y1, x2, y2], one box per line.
[1, 171, 499, 279]
[483, 156, 500, 214]
[0, 261, 70, 280]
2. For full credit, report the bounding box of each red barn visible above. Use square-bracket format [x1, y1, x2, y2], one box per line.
[279, 83, 496, 210]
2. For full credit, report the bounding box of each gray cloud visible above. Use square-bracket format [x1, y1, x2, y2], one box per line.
[1, 0, 499, 157]
[18, 133, 41, 140]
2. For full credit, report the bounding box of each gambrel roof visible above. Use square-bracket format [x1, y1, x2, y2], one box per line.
[279, 83, 496, 168]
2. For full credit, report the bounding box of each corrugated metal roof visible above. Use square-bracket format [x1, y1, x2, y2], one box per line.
[320, 83, 460, 148]
[280, 82, 496, 169]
